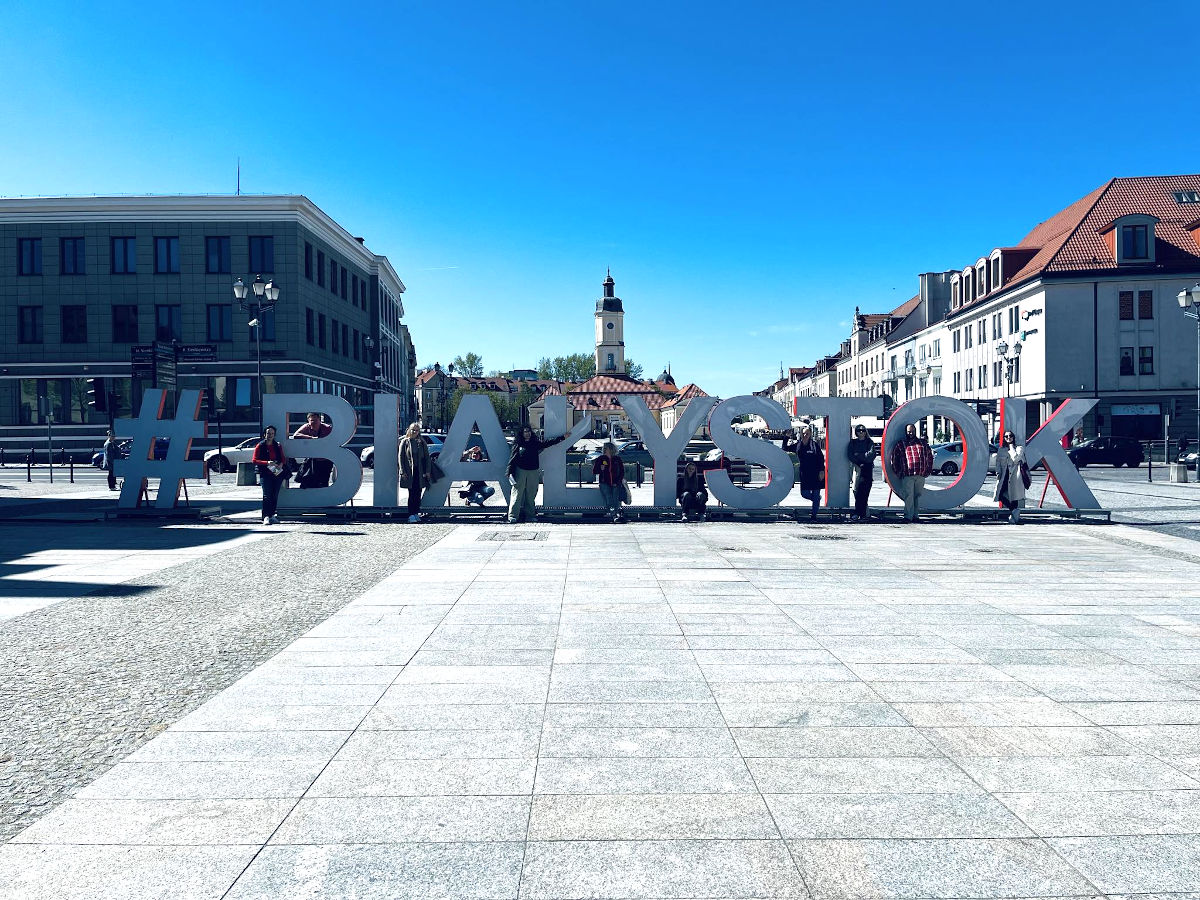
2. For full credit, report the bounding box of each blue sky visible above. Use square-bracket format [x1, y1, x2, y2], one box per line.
[2, 0, 1197, 399]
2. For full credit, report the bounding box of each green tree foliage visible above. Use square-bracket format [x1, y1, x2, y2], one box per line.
[447, 386, 537, 430]
[451, 352, 484, 377]
[624, 359, 644, 380]
[535, 354, 644, 381]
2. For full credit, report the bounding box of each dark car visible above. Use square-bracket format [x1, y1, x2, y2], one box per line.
[1067, 436, 1144, 468]
[585, 440, 656, 470]
[91, 438, 169, 467]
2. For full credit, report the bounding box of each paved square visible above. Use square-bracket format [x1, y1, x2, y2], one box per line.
[4, 520, 1200, 898]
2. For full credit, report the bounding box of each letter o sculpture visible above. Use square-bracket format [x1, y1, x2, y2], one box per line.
[882, 397, 990, 511]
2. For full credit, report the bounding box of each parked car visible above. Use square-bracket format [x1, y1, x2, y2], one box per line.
[204, 437, 260, 473]
[1068, 436, 1144, 468]
[584, 440, 656, 470]
[930, 441, 998, 477]
[92, 438, 169, 467]
[361, 434, 444, 469]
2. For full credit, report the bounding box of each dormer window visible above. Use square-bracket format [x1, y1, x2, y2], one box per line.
[1103, 214, 1159, 265]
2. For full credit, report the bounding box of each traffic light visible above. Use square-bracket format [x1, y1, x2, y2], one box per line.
[86, 377, 107, 412]
[879, 393, 895, 420]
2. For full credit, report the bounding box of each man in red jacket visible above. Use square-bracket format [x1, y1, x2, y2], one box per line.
[890, 423, 934, 523]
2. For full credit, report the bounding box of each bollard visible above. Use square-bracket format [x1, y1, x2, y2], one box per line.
[0, 446, 5, 467]
[26, 451, 32, 483]
[69, 456, 74, 483]
[206, 459, 211, 485]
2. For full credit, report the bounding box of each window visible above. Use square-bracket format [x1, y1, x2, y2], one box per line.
[352, 274, 358, 305]
[992, 313, 1002, 341]
[329, 259, 338, 293]
[60, 237, 85, 275]
[112, 305, 139, 342]
[979, 365, 987, 389]
[207, 304, 233, 342]
[1174, 191, 1200, 204]
[155, 304, 182, 341]
[1120, 347, 1135, 376]
[316, 251, 326, 287]
[932, 338, 940, 357]
[353, 328, 360, 361]
[1139, 346, 1154, 375]
[1119, 290, 1134, 320]
[340, 268, 348, 300]
[966, 370, 974, 391]
[1121, 224, 1149, 260]
[952, 330, 961, 352]
[306, 308, 315, 345]
[61, 305, 87, 343]
[993, 360, 1002, 385]
[1138, 290, 1153, 319]
[318, 314, 327, 349]
[154, 237, 180, 274]
[18, 238, 42, 275]
[248, 236, 274, 273]
[977, 320, 985, 343]
[111, 237, 136, 274]
[953, 371, 961, 392]
[249, 307, 276, 342]
[1008, 306, 1018, 334]
[205, 236, 231, 274]
[332, 318, 340, 354]
[341, 322, 349, 356]
[17, 306, 43, 343]
[304, 243, 313, 280]
[951, 282, 960, 308]
[965, 327, 973, 349]
[1012, 357, 1020, 382]
[990, 256, 1000, 288]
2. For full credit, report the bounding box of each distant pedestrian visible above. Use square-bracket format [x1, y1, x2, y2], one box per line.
[292, 412, 333, 488]
[458, 445, 496, 506]
[592, 442, 627, 523]
[890, 423, 933, 523]
[994, 428, 1029, 525]
[846, 424, 876, 520]
[795, 425, 825, 521]
[102, 430, 119, 492]
[676, 459, 708, 521]
[1178, 436, 1190, 463]
[506, 424, 567, 524]
[252, 425, 287, 525]
[400, 422, 432, 523]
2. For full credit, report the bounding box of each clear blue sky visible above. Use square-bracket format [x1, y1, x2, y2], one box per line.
[2, 1, 1197, 399]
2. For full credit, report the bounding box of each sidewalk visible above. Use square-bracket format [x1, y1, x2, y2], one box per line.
[4, 520, 1200, 897]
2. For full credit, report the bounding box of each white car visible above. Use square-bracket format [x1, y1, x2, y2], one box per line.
[361, 434, 444, 469]
[930, 441, 998, 477]
[204, 438, 260, 473]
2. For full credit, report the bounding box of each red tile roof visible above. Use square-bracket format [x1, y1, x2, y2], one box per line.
[661, 383, 709, 409]
[891, 295, 920, 317]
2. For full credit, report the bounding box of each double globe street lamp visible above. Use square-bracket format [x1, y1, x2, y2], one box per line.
[1177, 283, 1200, 452]
[233, 274, 281, 431]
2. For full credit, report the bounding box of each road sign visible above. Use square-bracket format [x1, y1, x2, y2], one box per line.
[176, 344, 218, 361]
[131, 345, 155, 378]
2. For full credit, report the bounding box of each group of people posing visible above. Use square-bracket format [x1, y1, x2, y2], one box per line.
[250, 418, 1032, 526]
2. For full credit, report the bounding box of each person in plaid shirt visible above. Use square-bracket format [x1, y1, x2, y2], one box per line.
[890, 423, 934, 523]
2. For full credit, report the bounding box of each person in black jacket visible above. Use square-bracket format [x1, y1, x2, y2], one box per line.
[676, 460, 708, 521]
[506, 424, 567, 523]
[795, 426, 825, 520]
[846, 424, 877, 521]
[592, 442, 627, 522]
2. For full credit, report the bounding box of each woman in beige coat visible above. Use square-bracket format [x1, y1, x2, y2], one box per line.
[993, 429, 1028, 524]
[399, 423, 432, 523]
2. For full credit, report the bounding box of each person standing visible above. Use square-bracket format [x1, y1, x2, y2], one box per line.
[676, 459, 708, 521]
[846, 424, 876, 521]
[252, 425, 287, 525]
[400, 422, 432, 523]
[102, 430, 119, 492]
[292, 412, 333, 488]
[795, 426, 826, 521]
[592, 442, 626, 523]
[994, 428, 1029, 524]
[890, 423, 934, 523]
[506, 424, 566, 524]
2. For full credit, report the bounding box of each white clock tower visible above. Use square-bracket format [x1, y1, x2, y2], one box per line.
[594, 269, 625, 374]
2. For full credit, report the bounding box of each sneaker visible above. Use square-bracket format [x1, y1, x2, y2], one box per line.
[262, 517, 271, 525]
[408, 514, 420, 523]
[270, 515, 280, 524]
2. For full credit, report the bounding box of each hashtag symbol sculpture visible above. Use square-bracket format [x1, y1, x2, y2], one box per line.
[114, 389, 207, 509]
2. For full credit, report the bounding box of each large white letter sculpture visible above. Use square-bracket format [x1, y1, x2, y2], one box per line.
[707, 396, 795, 508]
[794, 398, 883, 508]
[619, 394, 718, 507]
[266, 394, 362, 509]
[372, 393, 401, 508]
[423, 394, 512, 508]
[115, 388, 206, 508]
[540, 395, 598, 508]
[1001, 397, 1100, 509]
[882, 397, 989, 511]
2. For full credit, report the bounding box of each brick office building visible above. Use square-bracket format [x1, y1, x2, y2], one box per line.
[0, 195, 415, 449]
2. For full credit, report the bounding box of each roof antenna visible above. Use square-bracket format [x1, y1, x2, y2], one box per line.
[236, 157, 241, 196]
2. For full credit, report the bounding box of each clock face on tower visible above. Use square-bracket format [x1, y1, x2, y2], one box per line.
[607, 322, 614, 330]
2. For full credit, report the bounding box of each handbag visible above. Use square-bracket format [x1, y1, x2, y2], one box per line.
[1020, 460, 1032, 490]
[621, 480, 632, 504]
[997, 470, 1010, 505]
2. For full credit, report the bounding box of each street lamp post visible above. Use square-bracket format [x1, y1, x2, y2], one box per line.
[1177, 284, 1200, 451]
[996, 339, 1022, 435]
[234, 274, 280, 432]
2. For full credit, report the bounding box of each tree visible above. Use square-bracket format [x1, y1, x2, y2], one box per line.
[624, 359, 644, 380]
[536, 353, 596, 383]
[452, 352, 484, 377]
